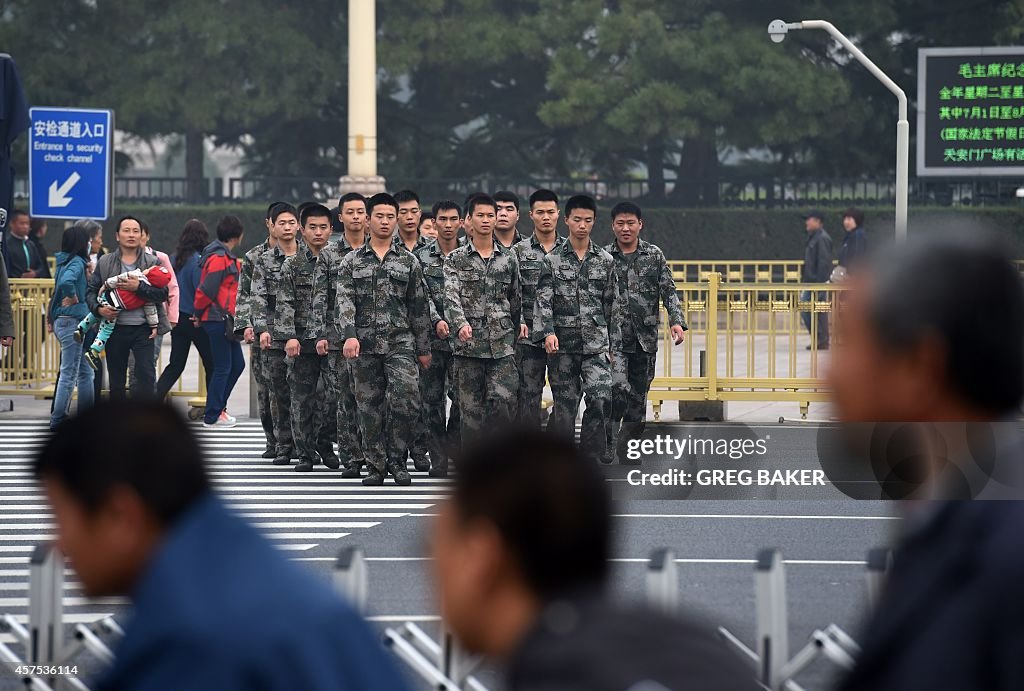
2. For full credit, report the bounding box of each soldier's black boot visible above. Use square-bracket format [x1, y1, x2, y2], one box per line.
[272, 447, 294, 466]
[261, 445, 276, 459]
[295, 458, 315, 473]
[361, 466, 385, 486]
[317, 445, 341, 470]
[341, 461, 363, 479]
[388, 460, 412, 486]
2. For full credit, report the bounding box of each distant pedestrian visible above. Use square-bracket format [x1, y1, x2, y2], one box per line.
[800, 209, 832, 350]
[28, 217, 51, 279]
[0, 258, 11, 347]
[4, 209, 45, 278]
[193, 215, 245, 428]
[836, 207, 868, 275]
[155, 220, 213, 401]
[36, 400, 412, 691]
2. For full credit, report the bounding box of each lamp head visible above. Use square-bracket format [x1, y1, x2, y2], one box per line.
[768, 19, 791, 43]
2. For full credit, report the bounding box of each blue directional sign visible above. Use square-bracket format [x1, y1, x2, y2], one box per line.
[28, 107, 113, 220]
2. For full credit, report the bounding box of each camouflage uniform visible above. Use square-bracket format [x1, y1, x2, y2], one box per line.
[393, 233, 428, 255]
[534, 241, 619, 463]
[251, 244, 298, 460]
[496, 229, 523, 250]
[444, 240, 522, 443]
[276, 247, 338, 469]
[513, 234, 565, 428]
[237, 240, 276, 453]
[606, 239, 687, 455]
[413, 240, 461, 474]
[337, 244, 431, 482]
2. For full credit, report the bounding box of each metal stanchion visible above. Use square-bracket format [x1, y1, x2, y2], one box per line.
[645, 548, 679, 615]
[865, 547, 893, 615]
[333, 547, 368, 614]
[754, 548, 789, 689]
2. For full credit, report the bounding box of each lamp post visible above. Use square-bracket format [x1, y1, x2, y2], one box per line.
[769, 20, 909, 242]
[339, 0, 386, 196]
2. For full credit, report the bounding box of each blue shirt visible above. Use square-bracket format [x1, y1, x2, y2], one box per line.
[97, 495, 411, 691]
[173, 252, 202, 317]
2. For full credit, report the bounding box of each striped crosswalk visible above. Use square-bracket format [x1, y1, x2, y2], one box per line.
[0, 419, 450, 641]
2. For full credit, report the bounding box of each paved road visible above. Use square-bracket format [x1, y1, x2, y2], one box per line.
[0, 419, 895, 690]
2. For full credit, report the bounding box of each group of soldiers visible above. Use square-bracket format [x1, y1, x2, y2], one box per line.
[235, 189, 687, 486]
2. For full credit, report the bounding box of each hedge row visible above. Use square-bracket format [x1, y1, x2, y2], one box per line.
[39, 205, 1024, 260]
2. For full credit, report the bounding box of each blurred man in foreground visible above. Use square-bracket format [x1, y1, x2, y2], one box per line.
[830, 232, 1024, 690]
[36, 401, 410, 691]
[431, 429, 755, 691]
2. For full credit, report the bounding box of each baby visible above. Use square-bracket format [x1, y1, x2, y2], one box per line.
[74, 264, 172, 370]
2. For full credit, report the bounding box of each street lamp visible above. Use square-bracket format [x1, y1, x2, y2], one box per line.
[769, 20, 909, 242]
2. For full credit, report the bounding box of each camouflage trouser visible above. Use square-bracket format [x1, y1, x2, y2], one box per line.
[548, 351, 612, 463]
[350, 352, 421, 475]
[328, 354, 364, 467]
[607, 350, 657, 456]
[287, 352, 338, 463]
[249, 345, 277, 447]
[453, 355, 518, 444]
[265, 348, 294, 456]
[516, 342, 548, 429]
[416, 349, 460, 471]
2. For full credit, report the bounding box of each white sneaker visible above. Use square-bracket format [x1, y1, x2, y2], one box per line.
[219, 410, 237, 424]
[204, 417, 237, 428]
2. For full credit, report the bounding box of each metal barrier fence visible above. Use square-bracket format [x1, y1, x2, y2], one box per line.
[0, 279, 206, 411]
[669, 259, 1024, 284]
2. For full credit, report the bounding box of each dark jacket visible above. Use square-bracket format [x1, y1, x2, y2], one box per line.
[837, 226, 868, 270]
[29, 235, 51, 279]
[508, 592, 757, 691]
[49, 252, 90, 321]
[4, 232, 44, 278]
[86, 248, 170, 334]
[802, 228, 833, 283]
[0, 259, 12, 339]
[96, 495, 411, 691]
[194, 240, 240, 323]
[841, 501, 1024, 691]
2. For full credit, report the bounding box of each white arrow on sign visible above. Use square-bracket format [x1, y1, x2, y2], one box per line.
[48, 172, 82, 208]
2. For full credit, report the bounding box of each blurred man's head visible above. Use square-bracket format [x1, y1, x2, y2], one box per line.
[8, 210, 29, 238]
[804, 210, 824, 233]
[34, 402, 211, 598]
[830, 233, 1024, 422]
[842, 207, 864, 232]
[431, 430, 610, 656]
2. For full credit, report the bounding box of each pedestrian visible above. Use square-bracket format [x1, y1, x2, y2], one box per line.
[493, 190, 523, 249]
[48, 223, 95, 428]
[139, 221, 180, 363]
[85, 216, 170, 399]
[830, 232, 1024, 691]
[535, 194, 619, 464]
[412, 200, 464, 478]
[837, 207, 868, 275]
[193, 215, 244, 428]
[88, 223, 106, 273]
[237, 203, 283, 458]
[0, 258, 12, 349]
[76, 220, 105, 401]
[4, 209, 45, 278]
[512, 188, 563, 429]
[431, 429, 757, 691]
[155, 219, 214, 401]
[800, 209, 832, 350]
[252, 204, 301, 462]
[278, 204, 340, 472]
[28, 217, 51, 279]
[605, 201, 687, 461]
[338, 192, 432, 486]
[36, 400, 412, 691]
[444, 194, 522, 444]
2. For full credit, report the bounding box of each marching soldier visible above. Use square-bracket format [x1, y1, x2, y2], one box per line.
[251, 203, 301, 466]
[534, 195, 619, 464]
[338, 193, 432, 486]
[444, 195, 522, 443]
[277, 204, 340, 473]
[412, 200, 464, 478]
[605, 202, 687, 462]
[394, 189, 428, 255]
[237, 202, 282, 458]
[493, 190, 523, 249]
[513, 189, 563, 428]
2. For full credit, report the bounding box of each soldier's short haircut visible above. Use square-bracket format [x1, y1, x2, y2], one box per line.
[393, 189, 420, 206]
[611, 201, 643, 222]
[266, 201, 287, 220]
[366, 192, 399, 216]
[300, 203, 333, 227]
[432, 200, 462, 217]
[467, 194, 497, 217]
[565, 194, 597, 217]
[35, 401, 211, 525]
[528, 189, 559, 209]
[451, 429, 611, 600]
[867, 231, 1024, 415]
[271, 203, 298, 225]
[493, 190, 520, 209]
[339, 192, 367, 211]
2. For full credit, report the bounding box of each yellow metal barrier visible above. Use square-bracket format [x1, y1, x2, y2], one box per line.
[648, 273, 844, 420]
[669, 259, 1024, 284]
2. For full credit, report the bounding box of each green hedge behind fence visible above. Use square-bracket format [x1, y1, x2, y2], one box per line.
[39, 205, 1024, 261]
